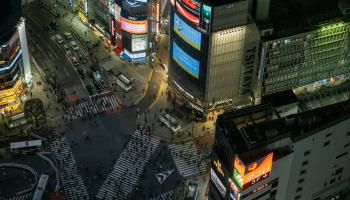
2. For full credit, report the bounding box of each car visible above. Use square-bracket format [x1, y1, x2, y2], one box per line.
[186, 181, 199, 200]
[86, 85, 94, 95]
[50, 20, 59, 30]
[63, 44, 71, 55]
[159, 111, 182, 133]
[55, 34, 64, 44]
[71, 56, 79, 66]
[64, 32, 72, 39]
[70, 41, 79, 51]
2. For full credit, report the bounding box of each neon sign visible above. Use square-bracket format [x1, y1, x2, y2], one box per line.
[233, 152, 273, 190]
[175, 1, 199, 26]
[213, 160, 224, 177]
[121, 17, 148, 34]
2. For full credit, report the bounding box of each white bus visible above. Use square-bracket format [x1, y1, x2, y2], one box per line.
[5, 112, 27, 129]
[115, 72, 134, 93]
[10, 140, 42, 155]
[33, 174, 49, 200]
[159, 111, 181, 133]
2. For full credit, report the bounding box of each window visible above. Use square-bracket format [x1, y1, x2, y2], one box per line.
[295, 195, 301, 200]
[296, 187, 303, 192]
[330, 178, 335, 184]
[335, 168, 343, 175]
[336, 152, 347, 159]
[326, 133, 332, 137]
[324, 141, 330, 146]
[298, 178, 305, 184]
[304, 150, 311, 156]
[300, 170, 306, 175]
[347, 132, 350, 136]
[302, 161, 309, 166]
[344, 143, 350, 148]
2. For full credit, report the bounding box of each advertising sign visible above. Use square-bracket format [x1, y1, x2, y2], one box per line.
[132, 34, 147, 52]
[201, 4, 211, 31]
[121, 17, 148, 34]
[172, 42, 200, 78]
[123, 49, 147, 62]
[175, 1, 199, 26]
[174, 14, 201, 50]
[177, 0, 200, 15]
[232, 152, 273, 190]
[211, 168, 226, 197]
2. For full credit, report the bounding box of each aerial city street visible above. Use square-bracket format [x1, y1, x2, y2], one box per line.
[0, 0, 350, 199]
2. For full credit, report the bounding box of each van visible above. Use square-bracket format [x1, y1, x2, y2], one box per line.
[72, 56, 79, 66]
[55, 34, 63, 44]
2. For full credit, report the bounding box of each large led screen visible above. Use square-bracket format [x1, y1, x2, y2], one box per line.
[121, 17, 148, 34]
[233, 152, 273, 190]
[211, 168, 226, 197]
[172, 42, 200, 78]
[175, 1, 199, 26]
[132, 34, 147, 52]
[174, 13, 201, 50]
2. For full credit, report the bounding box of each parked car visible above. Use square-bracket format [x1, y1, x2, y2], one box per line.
[63, 44, 71, 55]
[50, 20, 59, 30]
[71, 56, 79, 66]
[70, 41, 79, 51]
[64, 32, 72, 39]
[186, 181, 199, 200]
[159, 110, 181, 133]
[55, 34, 63, 44]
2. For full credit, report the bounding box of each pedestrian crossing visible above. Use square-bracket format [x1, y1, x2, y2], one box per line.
[50, 136, 90, 200]
[67, 95, 120, 119]
[9, 192, 32, 200]
[168, 142, 207, 179]
[149, 190, 174, 200]
[96, 130, 160, 200]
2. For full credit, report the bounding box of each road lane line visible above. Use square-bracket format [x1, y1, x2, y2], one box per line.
[134, 69, 154, 104]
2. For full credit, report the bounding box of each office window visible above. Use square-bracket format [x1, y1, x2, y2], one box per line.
[336, 152, 347, 159]
[298, 178, 304, 184]
[324, 141, 330, 146]
[330, 178, 335, 184]
[296, 187, 303, 192]
[302, 161, 309, 166]
[335, 168, 343, 175]
[304, 150, 311, 156]
[344, 143, 350, 148]
[326, 133, 332, 137]
[295, 195, 301, 200]
[347, 132, 350, 136]
[300, 170, 306, 175]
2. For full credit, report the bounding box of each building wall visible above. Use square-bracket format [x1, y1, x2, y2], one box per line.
[260, 20, 350, 96]
[286, 118, 350, 200]
[206, 23, 260, 106]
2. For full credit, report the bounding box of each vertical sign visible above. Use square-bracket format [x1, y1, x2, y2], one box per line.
[201, 4, 211, 31]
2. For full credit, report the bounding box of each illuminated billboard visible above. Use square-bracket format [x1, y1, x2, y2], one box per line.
[123, 49, 147, 62]
[121, 17, 148, 34]
[132, 34, 147, 52]
[174, 13, 201, 50]
[172, 42, 200, 78]
[232, 152, 273, 190]
[175, 1, 199, 26]
[201, 4, 212, 31]
[211, 168, 226, 197]
[177, 0, 200, 15]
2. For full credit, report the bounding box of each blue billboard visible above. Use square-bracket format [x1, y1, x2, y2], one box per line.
[174, 13, 201, 50]
[172, 42, 200, 78]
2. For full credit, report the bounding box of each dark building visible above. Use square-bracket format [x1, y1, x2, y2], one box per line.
[210, 97, 350, 200]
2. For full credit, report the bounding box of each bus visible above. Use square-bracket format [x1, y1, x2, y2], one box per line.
[115, 72, 134, 93]
[159, 111, 181, 133]
[10, 140, 42, 155]
[32, 174, 49, 200]
[5, 112, 27, 129]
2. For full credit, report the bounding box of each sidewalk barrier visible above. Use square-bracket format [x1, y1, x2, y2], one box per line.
[41, 2, 59, 17]
[69, 28, 89, 50]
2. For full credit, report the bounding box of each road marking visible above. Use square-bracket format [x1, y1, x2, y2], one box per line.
[155, 170, 174, 184]
[148, 82, 166, 110]
[63, 66, 70, 77]
[134, 69, 154, 104]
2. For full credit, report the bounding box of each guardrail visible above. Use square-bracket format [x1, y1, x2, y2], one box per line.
[69, 28, 89, 50]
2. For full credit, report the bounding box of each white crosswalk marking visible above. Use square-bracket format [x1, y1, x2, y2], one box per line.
[9, 192, 32, 200]
[67, 95, 120, 119]
[96, 130, 160, 200]
[149, 190, 174, 200]
[50, 136, 90, 200]
[168, 142, 207, 179]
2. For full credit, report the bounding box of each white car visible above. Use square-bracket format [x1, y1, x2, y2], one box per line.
[64, 32, 72, 39]
[159, 111, 181, 133]
[55, 34, 63, 44]
[71, 56, 79, 66]
[63, 44, 71, 55]
[70, 41, 79, 51]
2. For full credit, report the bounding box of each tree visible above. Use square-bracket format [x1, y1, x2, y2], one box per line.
[24, 98, 46, 129]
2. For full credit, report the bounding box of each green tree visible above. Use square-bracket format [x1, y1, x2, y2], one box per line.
[24, 98, 46, 129]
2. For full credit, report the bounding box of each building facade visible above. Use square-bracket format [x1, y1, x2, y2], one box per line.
[168, 0, 350, 117]
[210, 99, 350, 200]
[168, 0, 261, 118]
[0, 0, 31, 113]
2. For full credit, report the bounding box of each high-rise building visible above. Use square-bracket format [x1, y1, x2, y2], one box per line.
[76, 0, 159, 62]
[210, 96, 350, 200]
[168, 0, 350, 118]
[0, 0, 31, 113]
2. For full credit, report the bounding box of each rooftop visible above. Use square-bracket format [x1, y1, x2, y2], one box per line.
[217, 98, 350, 163]
[259, 0, 347, 39]
[0, 0, 22, 44]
